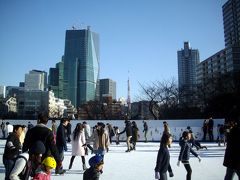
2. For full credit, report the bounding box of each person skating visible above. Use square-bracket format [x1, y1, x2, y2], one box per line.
[68, 123, 87, 171]
[155, 133, 174, 180]
[223, 120, 240, 180]
[118, 120, 133, 152]
[83, 155, 104, 180]
[22, 113, 65, 175]
[177, 131, 201, 180]
[3, 125, 24, 180]
[131, 121, 139, 150]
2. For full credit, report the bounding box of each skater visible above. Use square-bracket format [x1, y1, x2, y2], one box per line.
[188, 128, 207, 150]
[143, 120, 148, 142]
[155, 133, 174, 180]
[83, 121, 94, 154]
[202, 119, 208, 141]
[177, 131, 201, 180]
[113, 126, 120, 145]
[68, 123, 87, 170]
[208, 117, 214, 142]
[33, 156, 56, 180]
[223, 120, 240, 180]
[119, 120, 133, 152]
[131, 121, 139, 150]
[83, 155, 104, 180]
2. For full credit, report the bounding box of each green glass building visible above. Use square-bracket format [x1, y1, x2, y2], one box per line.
[63, 27, 100, 107]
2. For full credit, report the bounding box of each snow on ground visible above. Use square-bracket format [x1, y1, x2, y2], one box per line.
[0, 140, 237, 180]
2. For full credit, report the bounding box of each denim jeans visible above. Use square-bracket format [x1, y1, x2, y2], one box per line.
[3, 157, 15, 180]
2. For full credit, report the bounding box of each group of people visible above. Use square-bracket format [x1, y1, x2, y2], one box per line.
[154, 120, 240, 180]
[2, 116, 240, 180]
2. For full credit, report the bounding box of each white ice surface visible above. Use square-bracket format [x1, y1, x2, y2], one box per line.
[0, 140, 237, 180]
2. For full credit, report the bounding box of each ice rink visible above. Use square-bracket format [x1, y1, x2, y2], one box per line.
[0, 140, 237, 180]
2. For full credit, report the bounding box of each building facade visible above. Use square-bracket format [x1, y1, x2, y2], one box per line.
[177, 42, 200, 105]
[63, 27, 100, 108]
[99, 78, 116, 101]
[223, 0, 240, 73]
[25, 70, 47, 91]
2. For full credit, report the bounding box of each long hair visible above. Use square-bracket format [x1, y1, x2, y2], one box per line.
[160, 133, 172, 147]
[73, 123, 83, 141]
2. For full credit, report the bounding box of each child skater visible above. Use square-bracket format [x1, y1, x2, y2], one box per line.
[33, 156, 56, 180]
[83, 155, 104, 180]
[155, 133, 174, 180]
[178, 131, 201, 180]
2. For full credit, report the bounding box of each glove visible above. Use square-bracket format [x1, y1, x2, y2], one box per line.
[155, 171, 160, 179]
[169, 171, 174, 177]
[177, 160, 180, 166]
[197, 156, 201, 162]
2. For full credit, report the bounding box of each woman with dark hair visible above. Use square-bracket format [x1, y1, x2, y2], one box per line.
[178, 131, 201, 180]
[155, 133, 174, 180]
[68, 123, 87, 170]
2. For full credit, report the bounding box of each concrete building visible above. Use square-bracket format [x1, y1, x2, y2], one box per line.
[222, 0, 240, 73]
[0, 86, 6, 99]
[25, 70, 47, 91]
[177, 42, 200, 105]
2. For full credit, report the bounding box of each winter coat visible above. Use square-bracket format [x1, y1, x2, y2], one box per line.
[155, 145, 172, 174]
[71, 131, 86, 156]
[56, 123, 67, 149]
[33, 168, 51, 180]
[9, 152, 29, 180]
[22, 124, 61, 162]
[178, 138, 198, 162]
[223, 125, 240, 170]
[119, 121, 132, 137]
[89, 129, 109, 151]
[83, 167, 101, 180]
[132, 126, 139, 142]
[3, 132, 21, 160]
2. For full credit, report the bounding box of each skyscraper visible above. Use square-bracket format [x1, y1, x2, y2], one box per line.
[99, 79, 116, 101]
[177, 42, 200, 105]
[63, 27, 100, 107]
[222, 0, 240, 73]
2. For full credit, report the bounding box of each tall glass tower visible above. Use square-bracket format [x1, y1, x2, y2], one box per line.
[63, 27, 100, 107]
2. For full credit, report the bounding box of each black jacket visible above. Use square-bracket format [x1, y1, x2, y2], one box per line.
[22, 124, 61, 162]
[119, 121, 132, 137]
[155, 145, 172, 174]
[3, 132, 21, 159]
[83, 167, 101, 180]
[56, 123, 67, 149]
[223, 125, 240, 170]
[178, 138, 198, 162]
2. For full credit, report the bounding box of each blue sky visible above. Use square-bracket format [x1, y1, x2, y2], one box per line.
[0, 0, 227, 101]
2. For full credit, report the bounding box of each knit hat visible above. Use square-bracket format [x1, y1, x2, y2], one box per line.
[88, 155, 103, 167]
[29, 141, 46, 155]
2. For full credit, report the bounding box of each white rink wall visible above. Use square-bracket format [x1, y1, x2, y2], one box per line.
[0, 119, 224, 141]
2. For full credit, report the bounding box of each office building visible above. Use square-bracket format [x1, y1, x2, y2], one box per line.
[99, 78, 116, 101]
[25, 70, 47, 91]
[63, 27, 100, 107]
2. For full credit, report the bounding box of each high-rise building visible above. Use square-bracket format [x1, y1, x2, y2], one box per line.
[99, 79, 116, 101]
[25, 70, 47, 91]
[177, 42, 200, 105]
[48, 58, 65, 99]
[222, 0, 240, 73]
[0, 86, 6, 99]
[63, 27, 100, 107]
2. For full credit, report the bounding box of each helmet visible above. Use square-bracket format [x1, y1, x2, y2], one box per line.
[42, 157, 56, 169]
[29, 141, 46, 155]
[88, 155, 103, 167]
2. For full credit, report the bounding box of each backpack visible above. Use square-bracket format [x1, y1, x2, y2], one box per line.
[12, 155, 32, 180]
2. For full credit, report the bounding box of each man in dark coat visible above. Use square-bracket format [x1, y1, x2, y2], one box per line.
[119, 120, 133, 152]
[223, 120, 240, 179]
[22, 113, 65, 175]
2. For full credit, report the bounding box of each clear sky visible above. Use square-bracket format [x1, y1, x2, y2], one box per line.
[0, 0, 227, 101]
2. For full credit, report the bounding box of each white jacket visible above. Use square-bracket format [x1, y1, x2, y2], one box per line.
[9, 152, 29, 180]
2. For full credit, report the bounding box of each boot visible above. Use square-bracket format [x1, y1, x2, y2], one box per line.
[83, 163, 87, 170]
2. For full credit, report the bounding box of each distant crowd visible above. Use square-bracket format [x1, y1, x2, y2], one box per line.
[0, 115, 239, 180]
